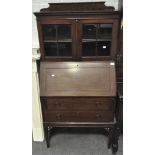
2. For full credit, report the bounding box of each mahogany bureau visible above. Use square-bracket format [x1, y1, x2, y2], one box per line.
[34, 2, 121, 154]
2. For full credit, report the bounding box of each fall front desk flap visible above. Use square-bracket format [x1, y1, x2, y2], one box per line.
[40, 61, 116, 97]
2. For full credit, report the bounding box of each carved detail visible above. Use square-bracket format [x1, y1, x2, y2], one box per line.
[40, 2, 115, 13]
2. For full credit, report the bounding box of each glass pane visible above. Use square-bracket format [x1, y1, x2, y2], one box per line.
[98, 24, 112, 39]
[83, 24, 97, 39]
[44, 42, 57, 56]
[58, 42, 72, 56]
[58, 25, 71, 40]
[82, 42, 96, 56]
[43, 25, 57, 40]
[97, 41, 111, 56]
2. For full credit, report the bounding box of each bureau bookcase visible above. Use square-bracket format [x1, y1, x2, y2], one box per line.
[34, 2, 120, 154]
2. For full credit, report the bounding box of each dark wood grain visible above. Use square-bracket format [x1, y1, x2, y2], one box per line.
[45, 97, 114, 111]
[116, 28, 123, 82]
[44, 110, 114, 122]
[34, 2, 121, 153]
[37, 2, 115, 14]
[116, 82, 123, 132]
[34, 2, 120, 61]
[40, 61, 116, 97]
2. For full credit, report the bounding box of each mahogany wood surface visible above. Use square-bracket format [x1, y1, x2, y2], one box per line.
[34, 2, 120, 61]
[40, 61, 116, 97]
[34, 2, 116, 16]
[34, 2, 121, 152]
[45, 97, 114, 111]
[116, 29, 123, 82]
[44, 110, 114, 122]
[117, 82, 123, 132]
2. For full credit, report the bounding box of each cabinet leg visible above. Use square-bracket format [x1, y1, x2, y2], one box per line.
[108, 128, 112, 149]
[111, 125, 120, 154]
[112, 140, 118, 154]
[45, 126, 52, 148]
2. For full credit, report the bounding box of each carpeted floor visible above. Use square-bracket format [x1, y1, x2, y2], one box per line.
[32, 128, 123, 155]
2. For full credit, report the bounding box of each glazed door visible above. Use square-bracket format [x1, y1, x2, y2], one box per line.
[38, 19, 76, 60]
[76, 19, 119, 60]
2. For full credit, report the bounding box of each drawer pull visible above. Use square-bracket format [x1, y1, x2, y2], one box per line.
[56, 114, 62, 119]
[96, 102, 102, 107]
[96, 114, 102, 118]
[53, 102, 60, 106]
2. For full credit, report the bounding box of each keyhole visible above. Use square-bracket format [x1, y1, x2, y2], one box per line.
[51, 74, 55, 77]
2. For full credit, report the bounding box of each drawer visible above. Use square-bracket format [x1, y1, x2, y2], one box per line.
[44, 111, 114, 122]
[44, 98, 114, 111]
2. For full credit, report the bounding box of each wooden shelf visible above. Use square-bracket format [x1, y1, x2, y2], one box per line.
[82, 39, 112, 42]
[82, 39, 96, 42]
[97, 38, 112, 41]
[44, 39, 72, 43]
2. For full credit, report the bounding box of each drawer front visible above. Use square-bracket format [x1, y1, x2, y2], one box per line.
[45, 98, 114, 111]
[44, 111, 114, 122]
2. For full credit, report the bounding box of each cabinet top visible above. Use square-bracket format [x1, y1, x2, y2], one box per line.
[34, 2, 119, 16]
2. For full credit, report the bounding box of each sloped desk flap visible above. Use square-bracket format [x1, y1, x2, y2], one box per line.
[40, 62, 116, 97]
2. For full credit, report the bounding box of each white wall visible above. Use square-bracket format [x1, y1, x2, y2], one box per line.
[32, 0, 119, 48]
